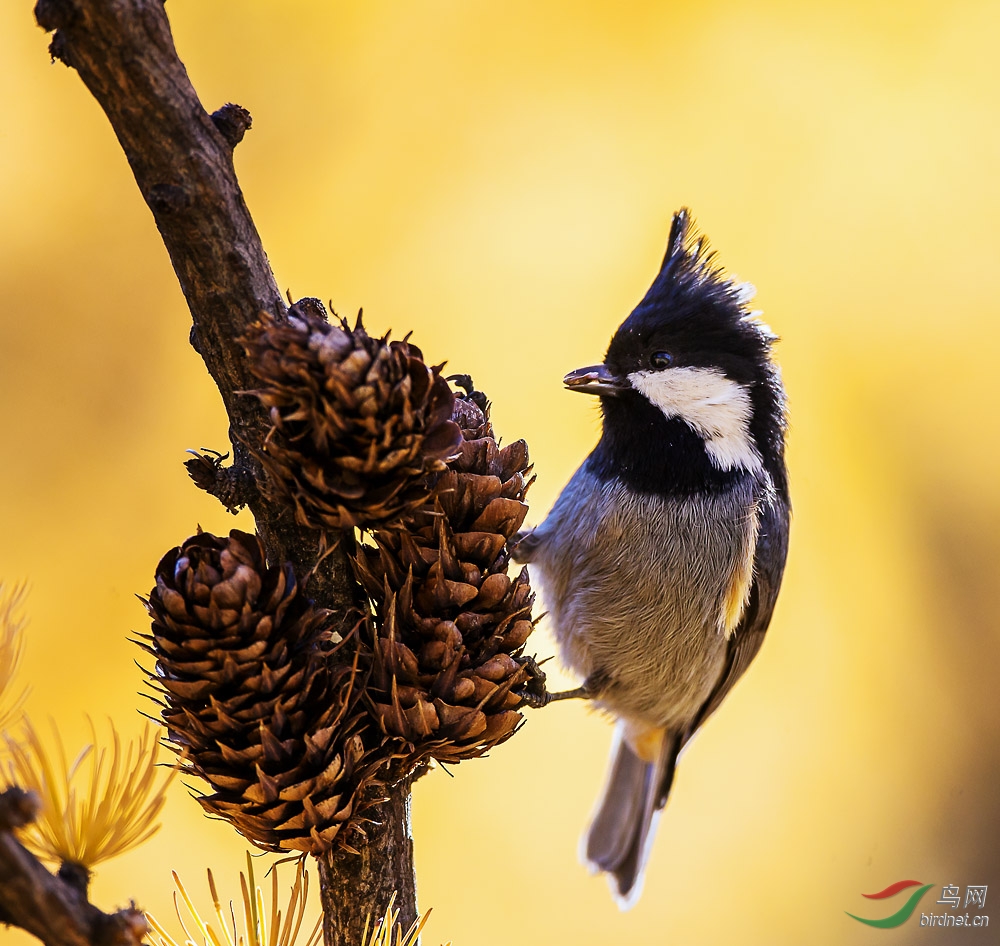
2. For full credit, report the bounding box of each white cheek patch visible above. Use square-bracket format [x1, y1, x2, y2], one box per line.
[627, 366, 763, 474]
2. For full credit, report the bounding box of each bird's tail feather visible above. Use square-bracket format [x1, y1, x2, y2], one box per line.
[583, 723, 680, 909]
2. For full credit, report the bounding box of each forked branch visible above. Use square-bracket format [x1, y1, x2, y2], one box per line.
[0, 787, 146, 946]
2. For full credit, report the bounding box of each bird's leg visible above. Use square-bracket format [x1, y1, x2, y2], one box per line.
[539, 685, 592, 705]
[518, 683, 594, 709]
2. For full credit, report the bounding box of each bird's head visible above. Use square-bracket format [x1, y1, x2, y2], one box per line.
[565, 209, 785, 480]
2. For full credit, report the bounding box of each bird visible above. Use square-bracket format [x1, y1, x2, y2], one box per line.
[512, 208, 789, 908]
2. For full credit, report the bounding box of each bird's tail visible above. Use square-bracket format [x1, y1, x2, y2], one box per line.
[582, 722, 680, 909]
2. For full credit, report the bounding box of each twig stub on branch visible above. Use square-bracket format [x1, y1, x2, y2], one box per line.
[0, 786, 39, 831]
[211, 103, 253, 149]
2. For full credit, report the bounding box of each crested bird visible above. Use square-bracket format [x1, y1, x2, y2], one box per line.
[514, 209, 789, 907]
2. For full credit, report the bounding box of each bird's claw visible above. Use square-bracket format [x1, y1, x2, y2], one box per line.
[513, 654, 550, 708]
[515, 685, 554, 709]
[514, 655, 595, 709]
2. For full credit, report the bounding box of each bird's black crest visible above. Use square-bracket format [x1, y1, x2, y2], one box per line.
[606, 209, 775, 381]
[624, 208, 764, 340]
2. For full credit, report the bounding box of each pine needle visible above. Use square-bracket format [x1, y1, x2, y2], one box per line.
[147, 855, 323, 946]
[148, 862, 448, 946]
[360, 893, 439, 946]
[0, 582, 28, 731]
[2, 717, 174, 868]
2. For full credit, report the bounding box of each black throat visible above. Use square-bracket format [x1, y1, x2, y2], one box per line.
[587, 390, 748, 496]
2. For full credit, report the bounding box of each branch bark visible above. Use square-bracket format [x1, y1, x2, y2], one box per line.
[317, 775, 418, 946]
[0, 788, 146, 946]
[31, 1, 416, 943]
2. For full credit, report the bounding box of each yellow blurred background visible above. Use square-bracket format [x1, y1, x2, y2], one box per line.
[2, 1, 999, 943]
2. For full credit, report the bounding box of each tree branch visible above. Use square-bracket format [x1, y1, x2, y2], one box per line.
[32, 1, 416, 942]
[0, 788, 146, 946]
[317, 775, 418, 946]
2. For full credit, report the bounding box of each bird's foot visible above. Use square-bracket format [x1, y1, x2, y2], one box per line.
[514, 656, 594, 709]
[513, 655, 549, 708]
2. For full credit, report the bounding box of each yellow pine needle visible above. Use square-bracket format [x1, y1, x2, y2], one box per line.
[147, 854, 323, 946]
[360, 894, 439, 946]
[0, 582, 28, 731]
[2, 717, 174, 869]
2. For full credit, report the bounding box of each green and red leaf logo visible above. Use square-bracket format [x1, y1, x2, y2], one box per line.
[846, 880, 935, 928]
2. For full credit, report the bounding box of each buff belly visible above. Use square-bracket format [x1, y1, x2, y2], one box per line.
[530, 465, 761, 730]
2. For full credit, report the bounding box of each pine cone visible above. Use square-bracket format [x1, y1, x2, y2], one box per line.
[137, 529, 386, 855]
[353, 385, 540, 764]
[243, 301, 463, 530]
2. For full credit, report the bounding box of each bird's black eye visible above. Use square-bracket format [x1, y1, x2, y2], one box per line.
[650, 351, 674, 370]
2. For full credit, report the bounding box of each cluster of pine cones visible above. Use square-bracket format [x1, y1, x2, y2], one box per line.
[140, 300, 542, 856]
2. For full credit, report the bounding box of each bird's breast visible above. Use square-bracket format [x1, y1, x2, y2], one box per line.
[529, 464, 764, 726]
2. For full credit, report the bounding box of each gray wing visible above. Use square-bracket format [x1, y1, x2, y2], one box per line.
[680, 492, 790, 749]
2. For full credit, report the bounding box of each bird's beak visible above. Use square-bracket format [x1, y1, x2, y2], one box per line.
[563, 364, 627, 396]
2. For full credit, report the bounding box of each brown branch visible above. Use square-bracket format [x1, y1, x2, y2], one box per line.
[32, 1, 416, 943]
[317, 774, 418, 946]
[0, 788, 146, 946]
